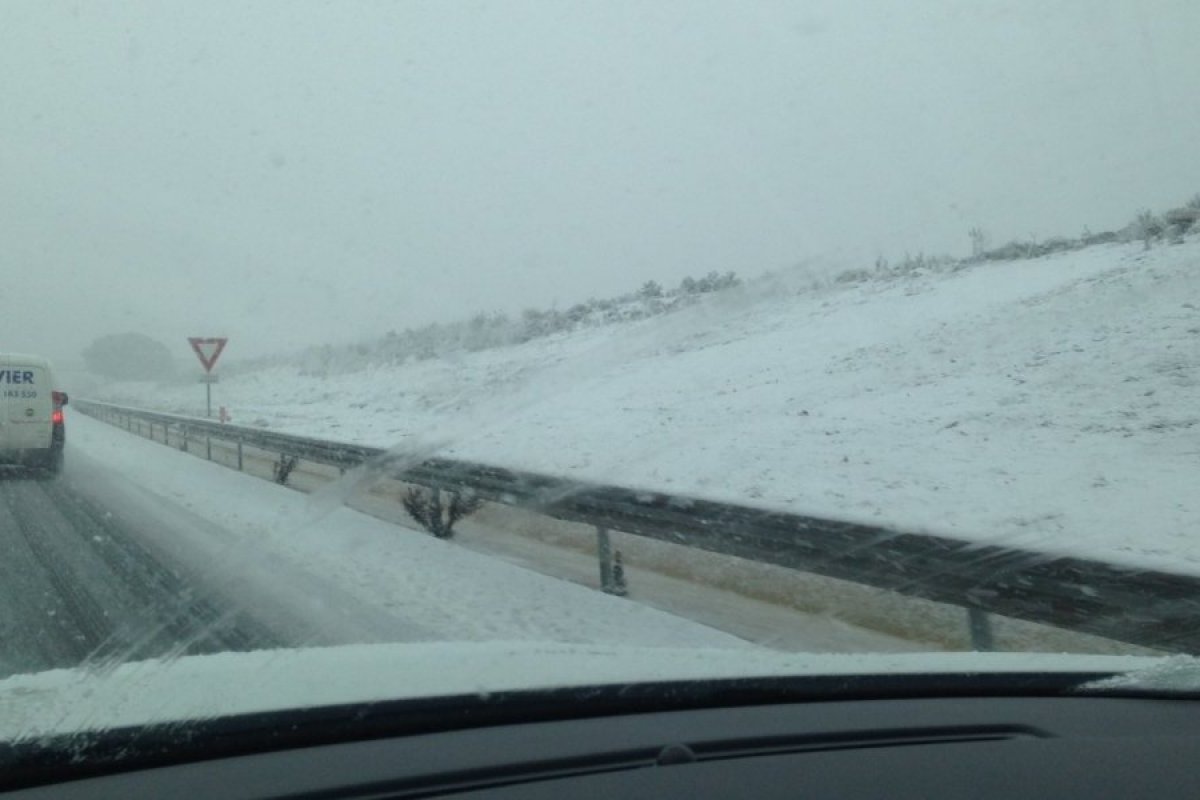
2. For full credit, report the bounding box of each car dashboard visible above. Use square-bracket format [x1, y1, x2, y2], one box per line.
[3, 675, 1198, 799]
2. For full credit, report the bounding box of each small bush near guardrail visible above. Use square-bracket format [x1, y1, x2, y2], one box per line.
[402, 486, 484, 539]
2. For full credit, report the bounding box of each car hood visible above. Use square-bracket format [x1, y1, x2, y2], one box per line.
[0, 642, 1179, 741]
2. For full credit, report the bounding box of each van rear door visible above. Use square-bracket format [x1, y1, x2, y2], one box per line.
[1, 364, 53, 450]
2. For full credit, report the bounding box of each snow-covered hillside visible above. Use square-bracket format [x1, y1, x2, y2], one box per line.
[97, 239, 1200, 571]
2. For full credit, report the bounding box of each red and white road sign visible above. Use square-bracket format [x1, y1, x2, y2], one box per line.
[188, 337, 228, 373]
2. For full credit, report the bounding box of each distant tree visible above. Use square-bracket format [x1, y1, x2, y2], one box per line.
[639, 280, 664, 299]
[835, 268, 872, 284]
[968, 227, 989, 258]
[710, 271, 741, 290]
[1082, 229, 1118, 246]
[462, 312, 491, 352]
[1135, 210, 1163, 250]
[1164, 206, 1200, 243]
[696, 271, 720, 292]
[413, 324, 442, 360]
[896, 252, 929, 273]
[982, 240, 1032, 261]
[565, 303, 590, 324]
[82, 332, 177, 381]
[520, 308, 553, 342]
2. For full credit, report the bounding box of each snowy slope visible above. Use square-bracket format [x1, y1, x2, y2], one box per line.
[97, 239, 1200, 570]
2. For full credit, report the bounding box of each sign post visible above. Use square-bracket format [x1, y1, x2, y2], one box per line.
[188, 337, 228, 418]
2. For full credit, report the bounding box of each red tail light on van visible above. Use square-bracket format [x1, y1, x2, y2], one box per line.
[51, 390, 67, 424]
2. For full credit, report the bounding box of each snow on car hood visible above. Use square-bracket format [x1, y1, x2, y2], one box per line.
[0, 642, 1167, 741]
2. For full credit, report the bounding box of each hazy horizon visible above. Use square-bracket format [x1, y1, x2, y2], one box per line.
[4, 1, 1197, 366]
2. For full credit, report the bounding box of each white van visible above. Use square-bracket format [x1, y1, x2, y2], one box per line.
[0, 353, 67, 476]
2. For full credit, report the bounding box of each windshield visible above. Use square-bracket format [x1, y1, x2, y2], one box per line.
[1, 0, 1198, 739]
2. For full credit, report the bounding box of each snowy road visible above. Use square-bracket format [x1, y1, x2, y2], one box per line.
[0, 429, 452, 681]
[0, 472, 281, 679]
[0, 416, 770, 682]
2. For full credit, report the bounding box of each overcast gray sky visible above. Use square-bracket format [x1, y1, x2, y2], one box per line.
[2, 0, 1197, 365]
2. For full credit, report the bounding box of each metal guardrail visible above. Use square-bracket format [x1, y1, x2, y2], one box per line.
[75, 400, 378, 469]
[74, 398, 1200, 654]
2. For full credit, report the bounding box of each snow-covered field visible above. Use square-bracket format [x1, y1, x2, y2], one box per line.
[97, 239, 1200, 571]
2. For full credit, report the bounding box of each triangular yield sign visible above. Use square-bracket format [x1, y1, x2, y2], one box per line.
[188, 337, 228, 373]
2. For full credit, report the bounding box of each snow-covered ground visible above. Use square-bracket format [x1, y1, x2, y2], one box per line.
[97, 239, 1200, 571]
[68, 415, 748, 650]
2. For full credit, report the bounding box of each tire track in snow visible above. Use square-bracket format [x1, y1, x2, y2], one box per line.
[0, 469, 284, 679]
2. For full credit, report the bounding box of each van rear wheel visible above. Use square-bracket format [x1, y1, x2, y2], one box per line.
[33, 446, 63, 480]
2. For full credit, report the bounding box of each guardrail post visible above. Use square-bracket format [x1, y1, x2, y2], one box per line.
[596, 527, 627, 595]
[274, 454, 299, 485]
[237, 440, 244, 471]
[596, 527, 613, 592]
[612, 550, 628, 596]
[206, 436, 212, 461]
[967, 607, 995, 651]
